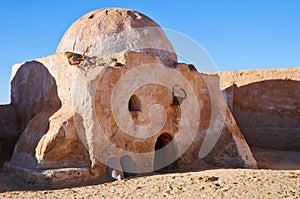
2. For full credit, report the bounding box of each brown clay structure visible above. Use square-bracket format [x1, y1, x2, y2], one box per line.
[0, 8, 298, 189]
[217, 69, 300, 151]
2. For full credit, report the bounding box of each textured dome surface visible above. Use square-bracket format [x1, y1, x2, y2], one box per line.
[57, 8, 177, 64]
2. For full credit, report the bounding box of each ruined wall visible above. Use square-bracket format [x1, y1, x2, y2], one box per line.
[217, 68, 300, 151]
[6, 54, 92, 171]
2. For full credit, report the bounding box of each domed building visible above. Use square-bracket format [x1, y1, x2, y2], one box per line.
[2, 8, 256, 188]
[57, 8, 177, 66]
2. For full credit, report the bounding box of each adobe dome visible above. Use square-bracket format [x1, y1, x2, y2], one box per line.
[57, 8, 177, 64]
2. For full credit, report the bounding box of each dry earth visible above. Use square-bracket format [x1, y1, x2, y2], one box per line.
[0, 147, 299, 199]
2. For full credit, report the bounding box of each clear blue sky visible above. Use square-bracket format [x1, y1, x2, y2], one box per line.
[0, 0, 299, 104]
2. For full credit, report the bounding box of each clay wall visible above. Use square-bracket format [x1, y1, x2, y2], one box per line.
[216, 68, 300, 150]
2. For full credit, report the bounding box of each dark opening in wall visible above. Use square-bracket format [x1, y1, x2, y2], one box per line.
[154, 133, 178, 172]
[171, 85, 187, 106]
[172, 96, 181, 106]
[128, 95, 141, 112]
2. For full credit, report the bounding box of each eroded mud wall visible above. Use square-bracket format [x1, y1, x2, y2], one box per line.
[217, 68, 300, 150]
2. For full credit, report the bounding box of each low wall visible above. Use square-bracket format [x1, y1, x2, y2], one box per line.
[216, 67, 300, 151]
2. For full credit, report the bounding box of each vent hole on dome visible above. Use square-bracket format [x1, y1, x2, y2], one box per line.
[88, 14, 94, 19]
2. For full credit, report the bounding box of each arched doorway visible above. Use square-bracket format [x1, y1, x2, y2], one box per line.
[153, 133, 178, 172]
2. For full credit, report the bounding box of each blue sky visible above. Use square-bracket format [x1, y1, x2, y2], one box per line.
[0, 0, 299, 104]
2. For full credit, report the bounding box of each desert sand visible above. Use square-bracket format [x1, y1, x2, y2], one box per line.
[0, 147, 299, 199]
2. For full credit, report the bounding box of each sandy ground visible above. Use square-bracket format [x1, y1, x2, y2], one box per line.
[0, 147, 299, 199]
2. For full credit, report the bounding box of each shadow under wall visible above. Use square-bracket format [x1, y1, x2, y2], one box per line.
[224, 79, 300, 151]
